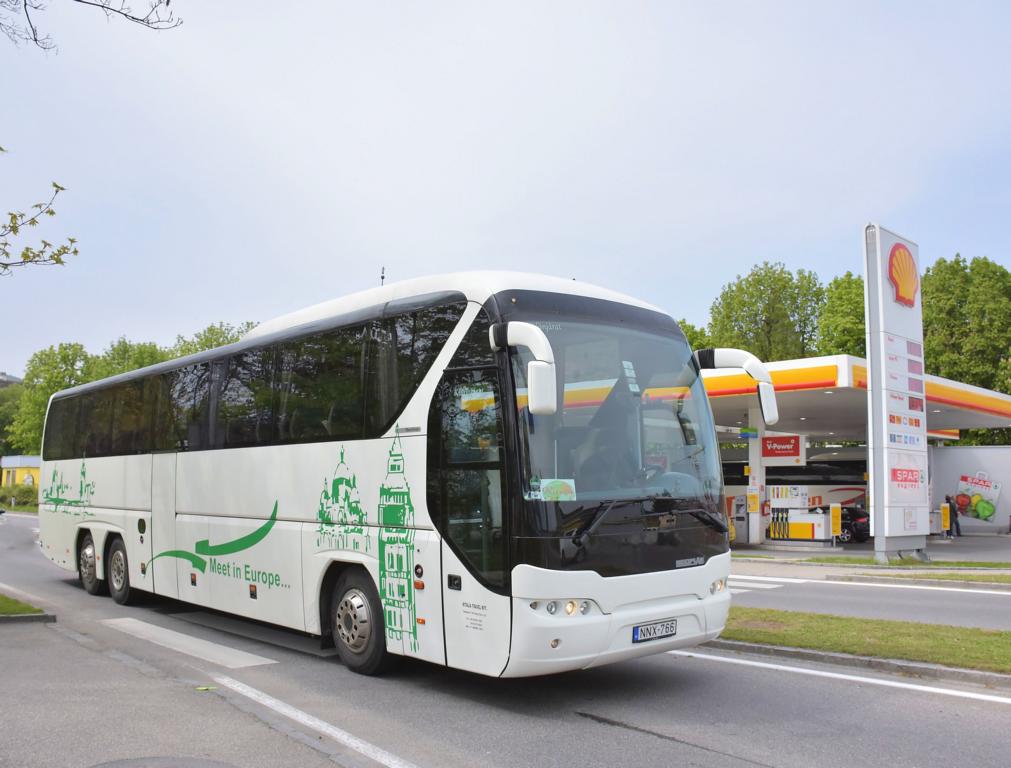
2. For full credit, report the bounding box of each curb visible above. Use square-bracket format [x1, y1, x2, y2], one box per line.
[836, 574, 1011, 591]
[0, 612, 56, 624]
[704, 639, 1011, 690]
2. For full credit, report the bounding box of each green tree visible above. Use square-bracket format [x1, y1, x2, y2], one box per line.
[922, 255, 1011, 390]
[707, 262, 825, 362]
[677, 319, 710, 350]
[89, 337, 170, 380]
[0, 383, 24, 454]
[170, 321, 256, 358]
[817, 271, 866, 357]
[922, 255, 1011, 445]
[9, 343, 92, 453]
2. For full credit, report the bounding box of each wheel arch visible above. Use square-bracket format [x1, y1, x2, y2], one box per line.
[314, 553, 380, 644]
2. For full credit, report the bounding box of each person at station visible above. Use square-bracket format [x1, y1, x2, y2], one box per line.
[945, 495, 961, 538]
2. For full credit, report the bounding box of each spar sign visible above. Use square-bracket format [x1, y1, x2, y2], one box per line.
[761, 435, 807, 467]
[955, 472, 1003, 522]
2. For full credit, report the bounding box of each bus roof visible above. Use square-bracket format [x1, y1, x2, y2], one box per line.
[244, 271, 664, 341]
[46, 271, 666, 402]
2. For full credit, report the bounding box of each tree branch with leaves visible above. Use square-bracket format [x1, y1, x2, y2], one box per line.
[1, 0, 181, 51]
[1, 147, 79, 276]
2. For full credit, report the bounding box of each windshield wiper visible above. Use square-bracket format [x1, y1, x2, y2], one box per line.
[641, 495, 729, 534]
[680, 507, 729, 534]
[571, 499, 626, 547]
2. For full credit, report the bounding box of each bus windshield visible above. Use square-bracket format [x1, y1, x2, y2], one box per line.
[497, 290, 727, 576]
[511, 320, 721, 507]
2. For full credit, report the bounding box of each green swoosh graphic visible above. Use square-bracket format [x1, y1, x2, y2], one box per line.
[195, 500, 278, 557]
[146, 549, 207, 573]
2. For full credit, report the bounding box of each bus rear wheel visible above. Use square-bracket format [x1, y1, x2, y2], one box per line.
[107, 537, 136, 605]
[78, 533, 107, 596]
[331, 569, 394, 676]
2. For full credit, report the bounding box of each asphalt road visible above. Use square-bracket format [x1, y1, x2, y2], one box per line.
[2, 512, 1010, 768]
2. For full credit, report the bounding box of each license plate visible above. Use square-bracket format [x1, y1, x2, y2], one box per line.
[632, 618, 678, 643]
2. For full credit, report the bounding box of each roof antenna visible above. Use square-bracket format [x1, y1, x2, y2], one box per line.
[380, 266, 386, 286]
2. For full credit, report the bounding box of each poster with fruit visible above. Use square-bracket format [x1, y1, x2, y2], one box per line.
[955, 473, 1002, 521]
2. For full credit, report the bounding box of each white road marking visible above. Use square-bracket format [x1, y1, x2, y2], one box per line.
[101, 618, 277, 669]
[729, 573, 1011, 596]
[729, 588, 752, 595]
[729, 574, 807, 584]
[670, 650, 1011, 706]
[213, 674, 421, 768]
[726, 579, 783, 590]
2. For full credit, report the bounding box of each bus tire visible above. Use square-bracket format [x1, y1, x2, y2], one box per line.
[78, 532, 107, 596]
[331, 569, 394, 676]
[107, 537, 135, 605]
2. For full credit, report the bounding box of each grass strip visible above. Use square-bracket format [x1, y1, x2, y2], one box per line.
[805, 556, 1011, 569]
[865, 572, 1011, 585]
[723, 606, 1011, 675]
[0, 593, 43, 616]
[0, 505, 38, 515]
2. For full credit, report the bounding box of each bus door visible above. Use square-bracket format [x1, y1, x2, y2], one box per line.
[428, 356, 512, 676]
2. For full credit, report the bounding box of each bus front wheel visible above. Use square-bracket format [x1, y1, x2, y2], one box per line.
[107, 537, 136, 605]
[330, 569, 394, 676]
[78, 533, 107, 596]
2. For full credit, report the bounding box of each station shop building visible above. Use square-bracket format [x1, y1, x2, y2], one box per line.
[702, 354, 1011, 542]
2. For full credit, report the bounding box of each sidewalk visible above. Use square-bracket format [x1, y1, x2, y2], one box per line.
[0, 623, 337, 768]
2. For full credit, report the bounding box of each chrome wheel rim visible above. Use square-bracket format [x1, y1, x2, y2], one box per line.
[110, 549, 127, 592]
[335, 588, 371, 654]
[79, 542, 96, 584]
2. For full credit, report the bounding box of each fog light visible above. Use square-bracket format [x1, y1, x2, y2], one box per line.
[565, 600, 577, 615]
[710, 579, 726, 594]
[546, 601, 558, 615]
[579, 600, 590, 615]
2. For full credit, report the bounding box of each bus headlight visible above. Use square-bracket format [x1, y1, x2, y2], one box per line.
[546, 601, 558, 615]
[579, 600, 591, 615]
[709, 578, 726, 594]
[564, 600, 578, 615]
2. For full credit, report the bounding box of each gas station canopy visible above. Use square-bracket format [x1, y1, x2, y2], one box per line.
[701, 354, 1011, 441]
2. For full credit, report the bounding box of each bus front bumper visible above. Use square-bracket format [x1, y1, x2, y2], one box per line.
[501, 553, 731, 678]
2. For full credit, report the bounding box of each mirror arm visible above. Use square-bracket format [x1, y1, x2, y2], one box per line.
[694, 347, 773, 385]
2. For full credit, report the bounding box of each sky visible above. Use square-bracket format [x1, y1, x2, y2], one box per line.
[3, 1, 1011, 376]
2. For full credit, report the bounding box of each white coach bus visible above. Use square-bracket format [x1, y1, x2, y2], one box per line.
[39, 272, 778, 677]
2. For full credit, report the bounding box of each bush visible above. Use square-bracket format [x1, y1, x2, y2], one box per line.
[8, 483, 39, 507]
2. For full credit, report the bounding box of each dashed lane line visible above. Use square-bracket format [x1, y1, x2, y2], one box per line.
[670, 650, 1011, 706]
[101, 617, 277, 669]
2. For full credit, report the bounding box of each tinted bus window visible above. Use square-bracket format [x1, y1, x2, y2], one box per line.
[78, 388, 115, 458]
[276, 324, 367, 444]
[111, 380, 149, 455]
[215, 347, 277, 448]
[365, 301, 466, 434]
[43, 396, 80, 461]
[166, 363, 211, 450]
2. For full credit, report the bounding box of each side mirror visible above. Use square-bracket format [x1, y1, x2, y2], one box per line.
[489, 322, 558, 416]
[757, 381, 779, 426]
[694, 347, 779, 426]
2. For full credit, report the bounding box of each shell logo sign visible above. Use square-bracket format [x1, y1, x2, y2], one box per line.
[887, 243, 919, 308]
